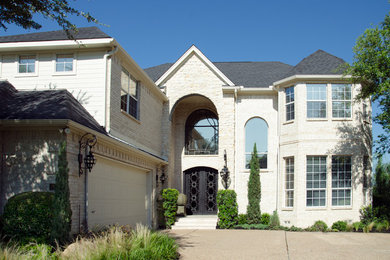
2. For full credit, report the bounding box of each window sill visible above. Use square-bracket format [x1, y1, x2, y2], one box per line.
[283, 120, 294, 125]
[331, 206, 352, 210]
[306, 118, 328, 122]
[121, 110, 140, 124]
[305, 207, 327, 211]
[183, 154, 219, 157]
[281, 207, 294, 211]
[332, 118, 353, 121]
[15, 73, 38, 78]
[52, 72, 76, 76]
[242, 169, 271, 173]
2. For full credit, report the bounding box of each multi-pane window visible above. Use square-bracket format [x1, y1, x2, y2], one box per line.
[332, 84, 352, 118]
[332, 156, 352, 206]
[19, 55, 35, 73]
[307, 84, 327, 118]
[306, 156, 327, 207]
[285, 157, 294, 207]
[56, 54, 73, 72]
[285, 86, 295, 121]
[121, 67, 139, 119]
[245, 118, 268, 169]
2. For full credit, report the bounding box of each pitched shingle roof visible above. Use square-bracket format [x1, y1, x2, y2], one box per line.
[284, 49, 347, 77]
[144, 50, 347, 87]
[0, 81, 106, 134]
[144, 62, 293, 88]
[0, 27, 111, 43]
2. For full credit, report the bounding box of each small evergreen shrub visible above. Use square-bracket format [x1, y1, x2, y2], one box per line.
[247, 144, 261, 224]
[51, 141, 72, 244]
[311, 220, 328, 232]
[217, 190, 238, 229]
[261, 213, 270, 225]
[331, 220, 348, 232]
[234, 224, 268, 230]
[162, 188, 179, 228]
[360, 205, 377, 225]
[269, 210, 280, 227]
[3, 191, 54, 243]
[288, 226, 304, 232]
[237, 214, 247, 225]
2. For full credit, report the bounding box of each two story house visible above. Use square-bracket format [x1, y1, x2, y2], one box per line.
[0, 27, 371, 230]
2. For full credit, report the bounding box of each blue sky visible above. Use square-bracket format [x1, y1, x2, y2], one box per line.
[1, 0, 389, 163]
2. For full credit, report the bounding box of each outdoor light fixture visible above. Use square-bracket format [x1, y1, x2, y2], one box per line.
[156, 167, 166, 186]
[78, 133, 97, 176]
[220, 149, 231, 189]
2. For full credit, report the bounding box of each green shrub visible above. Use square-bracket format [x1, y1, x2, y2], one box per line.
[331, 221, 348, 232]
[3, 191, 54, 243]
[288, 226, 303, 232]
[261, 213, 270, 225]
[363, 221, 375, 233]
[247, 144, 261, 224]
[311, 220, 328, 232]
[237, 214, 247, 225]
[352, 221, 364, 232]
[269, 210, 280, 227]
[234, 224, 269, 230]
[360, 205, 377, 225]
[217, 190, 238, 229]
[375, 219, 389, 232]
[51, 141, 72, 244]
[162, 189, 179, 228]
[346, 224, 354, 232]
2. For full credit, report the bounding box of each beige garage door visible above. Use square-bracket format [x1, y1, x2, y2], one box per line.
[88, 156, 151, 229]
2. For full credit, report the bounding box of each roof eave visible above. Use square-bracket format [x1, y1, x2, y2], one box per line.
[222, 85, 276, 94]
[0, 38, 114, 51]
[273, 74, 351, 88]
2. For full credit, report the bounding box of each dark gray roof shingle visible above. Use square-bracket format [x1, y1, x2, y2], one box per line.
[0, 27, 111, 43]
[144, 50, 347, 87]
[0, 81, 106, 134]
[284, 49, 347, 77]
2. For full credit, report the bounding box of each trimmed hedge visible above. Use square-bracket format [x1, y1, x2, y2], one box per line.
[3, 191, 54, 243]
[311, 220, 328, 232]
[162, 188, 179, 228]
[261, 213, 271, 225]
[332, 220, 348, 231]
[217, 190, 238, 229]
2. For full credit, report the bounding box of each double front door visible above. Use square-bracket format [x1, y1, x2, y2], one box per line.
[184, 167, 218, 215]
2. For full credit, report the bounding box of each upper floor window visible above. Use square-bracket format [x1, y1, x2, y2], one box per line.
[185, 109, 218, 155]
[121, 67, 139, 119]
[285, 86, 295, 121]
[245, 117, 268, 169]
[307, 84, 327, 118]
[18, 55, 35, 73]
[332, 84, 352, 118]
[306, 156, 327, 207]
[56, 54, 73, 72]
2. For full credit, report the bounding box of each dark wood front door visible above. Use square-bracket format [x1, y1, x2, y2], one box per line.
[184, 167, 218, 215]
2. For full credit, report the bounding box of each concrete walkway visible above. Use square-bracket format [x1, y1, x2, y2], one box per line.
[166, 229, 390, 260]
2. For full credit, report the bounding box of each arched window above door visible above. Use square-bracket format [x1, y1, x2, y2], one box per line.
[245, 117, 268, 169]
[185, 109, 218, 155]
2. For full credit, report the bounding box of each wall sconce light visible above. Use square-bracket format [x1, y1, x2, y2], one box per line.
[78, 133, 97, 176]
[156, 168, 166, 186]
[220, 149, 231, 190]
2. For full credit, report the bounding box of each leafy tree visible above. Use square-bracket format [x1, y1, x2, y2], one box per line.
[247, 143, 261, 224]
[345, 12, 390, 154]
[51, 141, 72, 243]
[373, 157, 390, 220]
[0, 0, 98, 39]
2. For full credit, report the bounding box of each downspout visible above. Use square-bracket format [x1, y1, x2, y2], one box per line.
[103, 46, 118, 133]
[233, 88, 238, 190]
[276, 86, 280, 212]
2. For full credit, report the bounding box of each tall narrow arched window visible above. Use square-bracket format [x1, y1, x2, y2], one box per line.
[185, 109, 218, 155]
[245, 117, 268, 169]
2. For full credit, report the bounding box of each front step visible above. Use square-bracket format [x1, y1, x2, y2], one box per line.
[171, 215, 218, 230]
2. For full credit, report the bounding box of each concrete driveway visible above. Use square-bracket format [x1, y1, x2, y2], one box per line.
[167, 229, 390, 260]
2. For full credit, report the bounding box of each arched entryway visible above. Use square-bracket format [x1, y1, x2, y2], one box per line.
[184, 167, 218, 215]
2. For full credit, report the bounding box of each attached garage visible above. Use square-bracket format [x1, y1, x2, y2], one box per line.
[88, 156, 152, 229]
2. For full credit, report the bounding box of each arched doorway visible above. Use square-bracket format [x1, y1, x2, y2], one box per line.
[184, 167, 218, 215]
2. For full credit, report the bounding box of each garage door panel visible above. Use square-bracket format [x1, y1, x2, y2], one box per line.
[88, 157, 150, 228]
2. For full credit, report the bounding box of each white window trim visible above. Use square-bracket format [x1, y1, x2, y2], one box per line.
[121, 66, 140, 120]
[52, 53, 77, 76]
[306, 155, 328, 208]
[285, 86, 295, 122]
[331, 83, 353, 120]
[331, 155, 353, 208]
[306, 83, 328, 120]
[284, 157, 294, 208]
[15, 54, 39, 77]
